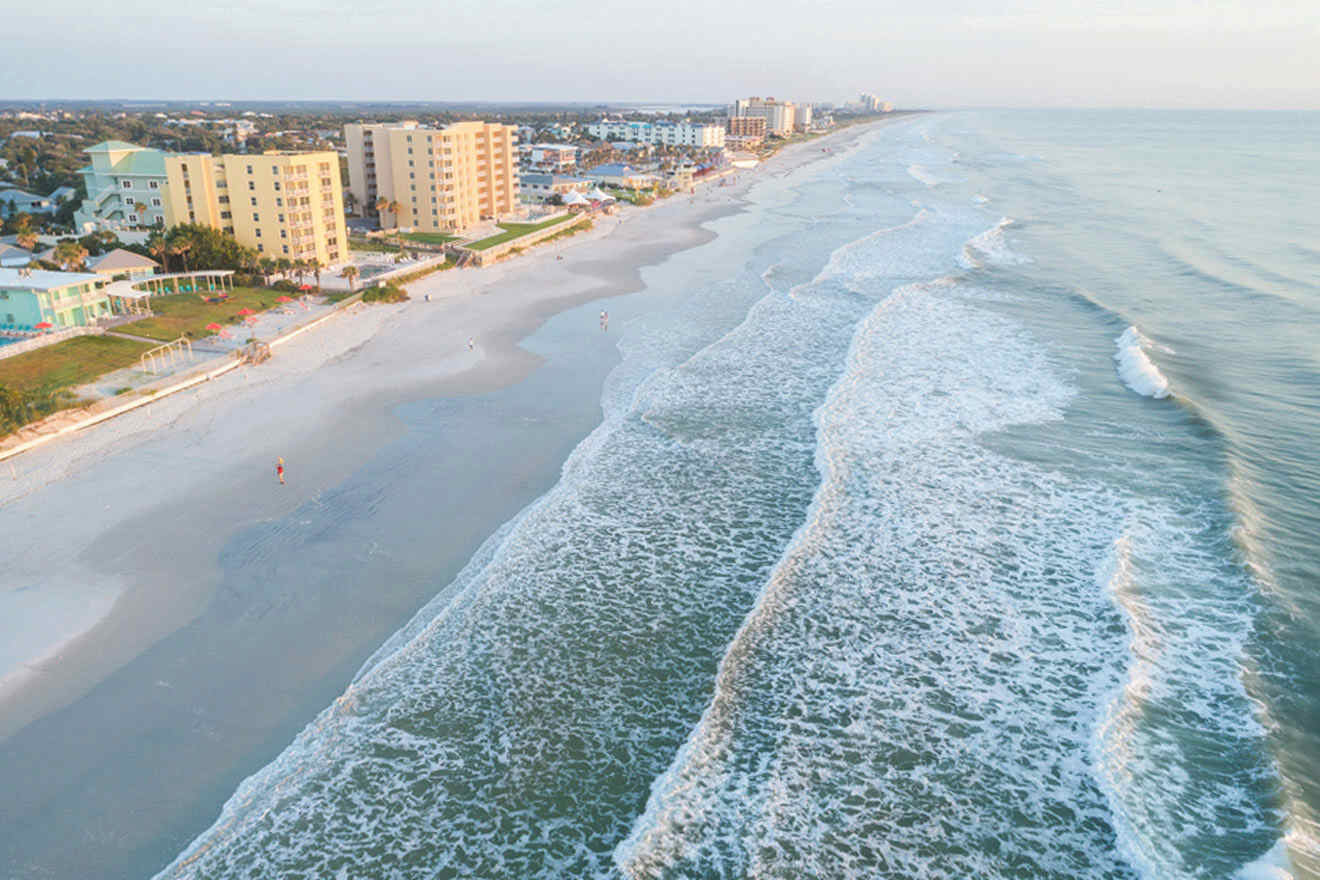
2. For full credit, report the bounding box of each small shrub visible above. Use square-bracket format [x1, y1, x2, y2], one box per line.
[362, 283, 410, 304]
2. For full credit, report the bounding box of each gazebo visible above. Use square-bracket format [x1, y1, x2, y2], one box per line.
[588, 187, 615, 203]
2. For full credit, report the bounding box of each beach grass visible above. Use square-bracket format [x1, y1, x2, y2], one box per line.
[466, 215, 574, 251]
[119, 287, 284, 341]
[0, 335, 155, 394]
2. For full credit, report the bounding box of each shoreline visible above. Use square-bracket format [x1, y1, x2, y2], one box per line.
[0, 119, 889, 879]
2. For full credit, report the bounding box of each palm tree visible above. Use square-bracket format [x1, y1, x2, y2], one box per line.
[276, 257, 293, 281]
[52, 240, 89, 271]
[340, 265, 359, 292]
[15, 231, 38, 251]
[387, 200, 402, 228]
[146, 231, 169, 271]
[344, 192, 357, 216]
[310, 258, 323, 292]
[258, 257, 277, 286]
[292, 259, 307, 287]
[374, 197, 389, 223]
[133, 202, 149, 225]
[165, 227, 194, 273]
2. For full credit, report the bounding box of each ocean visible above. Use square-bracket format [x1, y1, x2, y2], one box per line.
[156, 111, 1319, 879]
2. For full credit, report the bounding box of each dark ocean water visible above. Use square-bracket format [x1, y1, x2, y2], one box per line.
[157, 111, 1318, 879]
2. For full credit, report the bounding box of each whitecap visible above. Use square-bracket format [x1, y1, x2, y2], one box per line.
[1114, 326, 1172, 399]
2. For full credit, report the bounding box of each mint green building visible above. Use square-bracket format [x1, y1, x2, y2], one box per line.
[0, 269, 112, 330]
[74, 141, 170, 232]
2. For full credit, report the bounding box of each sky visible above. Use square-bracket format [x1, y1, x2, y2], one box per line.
[2, 0, 1318, 109]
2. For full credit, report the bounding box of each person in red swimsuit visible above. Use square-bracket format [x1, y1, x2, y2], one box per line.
[276, 457, 285, 485]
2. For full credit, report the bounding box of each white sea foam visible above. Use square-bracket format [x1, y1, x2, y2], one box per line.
[1235, 838, 1295, 880]
[973, 193, 991, 205]
[959, 216, 1032, 268]
[906, 163, 945, 186]
[1114, 326, 1172, 398]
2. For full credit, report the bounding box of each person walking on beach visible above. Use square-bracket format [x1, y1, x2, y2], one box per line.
[467, 336, 475, 351]
[276, 457, 285, 485]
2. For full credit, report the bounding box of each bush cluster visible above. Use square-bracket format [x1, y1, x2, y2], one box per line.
[361, 284, 410, 304]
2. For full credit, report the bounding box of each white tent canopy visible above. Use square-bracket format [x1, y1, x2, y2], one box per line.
[588, 187, 615, 202]
[561, 191, 591, 206]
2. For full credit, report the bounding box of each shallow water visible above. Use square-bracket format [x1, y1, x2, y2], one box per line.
[158, 111, 1319, 879]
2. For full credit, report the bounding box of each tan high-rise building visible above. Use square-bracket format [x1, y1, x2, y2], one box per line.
[345, 120, 519, 233]
[163, 151, 347, 267]
[730, 97, 797, 137]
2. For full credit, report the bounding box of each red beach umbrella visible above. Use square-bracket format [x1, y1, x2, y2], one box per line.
[205, 322, 223, 331]
[275, 295, 293, 302]
[236, 308, 255, 316]
[298, 284, 313, 291]
[34, 321, 53, 329]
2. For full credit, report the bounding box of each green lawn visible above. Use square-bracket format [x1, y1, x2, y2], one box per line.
[348, 236, 403, 253]
[401, 231, 459, 245]
[466, 215, 575, 251]
[0, 335, 155, 394]
[118, 287, 286, 341]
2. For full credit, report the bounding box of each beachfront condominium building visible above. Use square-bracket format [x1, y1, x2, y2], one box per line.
[730, 98, 797, 137]
[0, 268, 112, 329]
[585, 120, 726, 148]
[73, 141, 170, 232]
[795, 104, 814, 132]
[344, 121, 520, 233]
[726, 115, 767, 148]
[162, 151, 348, 267]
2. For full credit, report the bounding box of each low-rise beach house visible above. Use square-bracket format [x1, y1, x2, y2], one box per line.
[0, 268, 111, 330]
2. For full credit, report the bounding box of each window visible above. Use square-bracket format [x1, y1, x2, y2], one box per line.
[253, 212, 260, 221]
[220, 211, 231, 219]
[248, 181, 255, 191]
[282, 245, 289, 254]
[247, 165, 254, 174]
[257, 243, 264, 252]
[127, 214, 137, 223]
[122, 180, 132, 189]
[255, 229, 262, 237]
[278, 213, 284, 222]
[273, 182, 281, 191]
[151, 197, 162, 207]
[280, 229, 287, 238]
[148, 180, 160, 190]
[250, 197, 257, 206]
[276, 197, 283, 207]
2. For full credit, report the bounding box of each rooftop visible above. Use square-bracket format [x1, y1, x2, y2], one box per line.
[0, 268, 104, 291]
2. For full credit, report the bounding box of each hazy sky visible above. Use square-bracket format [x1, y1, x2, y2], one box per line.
[3, 0, 1317, 108]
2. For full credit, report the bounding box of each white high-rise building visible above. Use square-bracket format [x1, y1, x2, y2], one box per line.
[729, 97, 797, 137]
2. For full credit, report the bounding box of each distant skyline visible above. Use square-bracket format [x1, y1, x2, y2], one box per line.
[2, 0, 1317, 110]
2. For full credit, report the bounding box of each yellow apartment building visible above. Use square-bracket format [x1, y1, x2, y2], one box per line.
[162, 151, 348, 267]
[344, 121, 519, 233]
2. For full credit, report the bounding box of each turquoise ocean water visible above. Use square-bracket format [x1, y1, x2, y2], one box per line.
[157, 111, 1320, 879]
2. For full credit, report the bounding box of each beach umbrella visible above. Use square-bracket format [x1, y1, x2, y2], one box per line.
[205, 322, 223, 331]
[34, 321, 53, 329]
[236, 307, 255, 316]
[299, 283, 313, 291]
[275, 295, 293, 302]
